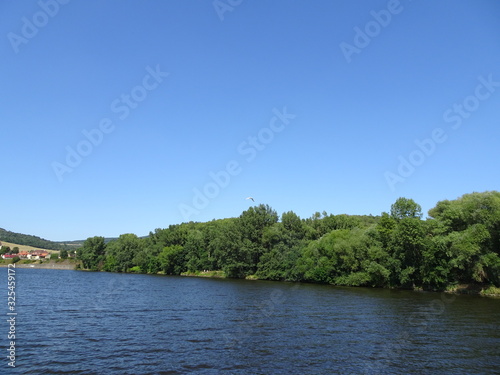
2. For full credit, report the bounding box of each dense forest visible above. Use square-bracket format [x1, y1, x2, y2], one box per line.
[0, 228, 70, 250]
[76, 191, 500, 290]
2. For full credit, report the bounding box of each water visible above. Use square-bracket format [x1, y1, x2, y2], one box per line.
[2, 268, 499, 374]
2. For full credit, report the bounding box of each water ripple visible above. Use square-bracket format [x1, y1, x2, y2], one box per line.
[6, 269, 500, 375]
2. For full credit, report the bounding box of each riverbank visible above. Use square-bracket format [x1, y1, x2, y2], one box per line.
[180, 270, 226, 278]
[0, 259, 78, 270]
[445, 284, 500, 297]
[179, 270, 500, 297]
[3, 262, 499, 297]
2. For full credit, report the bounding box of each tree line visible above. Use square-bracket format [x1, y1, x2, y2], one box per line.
[77, 191, 500, 290]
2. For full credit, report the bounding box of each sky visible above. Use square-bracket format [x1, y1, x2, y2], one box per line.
[1, 0, 500, 241]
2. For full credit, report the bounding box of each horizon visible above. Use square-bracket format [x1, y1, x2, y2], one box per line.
[2, 1, 499, 241]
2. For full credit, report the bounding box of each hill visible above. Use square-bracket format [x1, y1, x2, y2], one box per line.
[0, 228, 73, 251]
[0, 241, 59, 253]
[62, 237, 122, 247]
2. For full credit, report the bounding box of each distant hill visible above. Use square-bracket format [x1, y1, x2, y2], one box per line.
[0, 241, 59, 253]
[62, 237, 120, 247]
[0, 228, 76, 250]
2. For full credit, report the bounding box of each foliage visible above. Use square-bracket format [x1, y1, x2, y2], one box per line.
[77, 236, 106, 271]
[390, 197, 422, 220]
[104, 234, 144, 272]
[73, 191, 500, 291]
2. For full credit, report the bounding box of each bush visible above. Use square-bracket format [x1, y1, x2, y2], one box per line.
[128, 266, 142, 273]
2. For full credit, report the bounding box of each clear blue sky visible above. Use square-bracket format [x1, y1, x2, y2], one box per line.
[2, 0, 499, 241]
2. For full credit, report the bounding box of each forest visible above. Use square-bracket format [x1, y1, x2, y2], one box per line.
[76, 191, 500, 290]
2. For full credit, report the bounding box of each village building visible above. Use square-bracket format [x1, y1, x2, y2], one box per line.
[2, 249, 51, 260]
[27, 250, 50, 260]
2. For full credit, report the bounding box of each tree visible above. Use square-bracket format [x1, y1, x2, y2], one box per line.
[281, 211, 305, 240]
[420, 221, 452, 288]
[209, 220, 247, 277]
[77, 237, 106, 270]
[105, 234, 144, 272]
[239, 204, 278, 241]
[184, 229, 208, 272]
[102, 255, 118, 272]
[158, 245, 186, 275]
[376, 212, 397, 250]
[391, 218, 426, 286]
[428, 191, 500, 286]
[59, 249, 68, 259]
[390, 197, 422, 220]
[237, 205, 278, 274]
[54, 190, 500, 290]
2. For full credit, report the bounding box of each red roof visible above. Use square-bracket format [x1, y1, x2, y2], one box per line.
[31, 250, 49, 255]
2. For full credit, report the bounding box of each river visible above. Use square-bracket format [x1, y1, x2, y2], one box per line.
[2, 268, 499, 374]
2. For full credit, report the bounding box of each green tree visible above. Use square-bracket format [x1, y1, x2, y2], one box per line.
[102, 255, 118, 272]
[258, 215, 306, 281]
[281, 211, 306, 240]
[184, 229, 209, 272]
[428, 191, 500, 286]
[239, 204, 278, 238]
[305, 213, 363, 238]
[60, 249, 68, 259]
[158, 245, 186, 275]
[446, 224, 491, 283]
[209, 220, 247, 277]
[376, 212, 397, 250]
[105, 234, 144, 272]
[238, 204, 278, 271]
[420, 221, 452, 289]
[390, 197, 422, 220]
[77, 236, 106, 270]
[132, 250, 152, 273]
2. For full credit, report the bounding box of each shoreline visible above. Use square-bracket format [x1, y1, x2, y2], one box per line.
[180, 271, 500, 297]
[2, 263, 498, 297]
[0, 260, 77, 270]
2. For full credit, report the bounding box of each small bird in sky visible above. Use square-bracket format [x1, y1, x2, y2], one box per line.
[246, 197, 255, 202]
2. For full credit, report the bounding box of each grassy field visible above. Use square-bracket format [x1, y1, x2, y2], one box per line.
[0, 241, 59, 254]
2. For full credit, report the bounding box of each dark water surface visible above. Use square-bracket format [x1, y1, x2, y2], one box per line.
[2, 268, 499, 374]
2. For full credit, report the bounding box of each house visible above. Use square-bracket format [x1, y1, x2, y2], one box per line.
[19, 251, 29, 258]
[2, 254, 17, 259]
[28, 250, 50, 260]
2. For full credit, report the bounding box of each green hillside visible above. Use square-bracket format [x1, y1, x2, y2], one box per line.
[0, 228, 73, 250]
